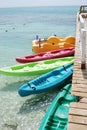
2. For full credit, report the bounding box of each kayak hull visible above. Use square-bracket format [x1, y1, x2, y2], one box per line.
[18, 64, 73, 96]
[39, 84, 78, 130]
[0, 57, 74, 76]
[16, 47, 75, 63]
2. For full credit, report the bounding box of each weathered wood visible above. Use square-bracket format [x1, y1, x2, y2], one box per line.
[68, 9, 87, 129]
[80, 98, 87, 103]
[72, 80, 87, 84]
[69, 115, 87, 125]
[71, 91, 87, 98]
[73, 75, 87, 79]
[69, 108, 87, 116]
[70, 102, 87, 109]
[73, 69, 87, 73]
[72, 84, 87, 88]
[68, 123, 87, 130]
[70, 102, 87, 110]
[72, 85, 87, 93]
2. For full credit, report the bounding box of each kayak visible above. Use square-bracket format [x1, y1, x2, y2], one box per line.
[0, 57, 74, 76]
[39, 84, 78, 130]
[32, 35, 75, 53]
[18, 64, 73, 97]
[16, 47, 75, 63]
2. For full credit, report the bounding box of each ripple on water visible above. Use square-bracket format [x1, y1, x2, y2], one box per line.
[0, 75, 59, 130]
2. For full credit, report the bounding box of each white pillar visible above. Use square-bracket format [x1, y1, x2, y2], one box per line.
[79, 15, 84, 29]
[81, 28, 86, 69]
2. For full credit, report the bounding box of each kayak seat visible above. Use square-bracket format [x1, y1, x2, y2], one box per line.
[27, 83, 36, 90]
[45, 116, 59, 129]
[45, 115, 67, 130]
[47, 76, 57, 82]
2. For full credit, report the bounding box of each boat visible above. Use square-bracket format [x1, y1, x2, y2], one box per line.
[18, 64, 73, 97]
[16, 47, 75, 63]
[32, 35, 75, 53]
[0, 57, 74, 76]
[39, 84, 78, 130]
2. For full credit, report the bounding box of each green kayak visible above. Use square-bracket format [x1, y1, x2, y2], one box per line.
[39, 84, 78, 130]
[0, 57, 74, 76]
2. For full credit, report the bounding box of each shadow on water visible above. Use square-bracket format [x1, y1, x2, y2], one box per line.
[18, 82, 70, 115]
[0, 75, 38, 91]
[3, 122, 18, 130]
[0, 80, 28, 91]
[18, 89, 58, 114]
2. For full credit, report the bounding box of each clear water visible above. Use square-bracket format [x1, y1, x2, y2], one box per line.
[0, 6, 79, 130]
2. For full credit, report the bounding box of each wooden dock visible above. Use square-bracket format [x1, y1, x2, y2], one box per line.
[68, 6, 87, 130]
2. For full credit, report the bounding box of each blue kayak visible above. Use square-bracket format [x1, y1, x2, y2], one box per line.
[18, 64, 73, 97]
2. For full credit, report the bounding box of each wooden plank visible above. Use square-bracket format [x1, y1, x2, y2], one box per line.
[73, 76, 87, 80]
[73, 69, 87, 73]
[73, 74, 87, 78]
[73, 70, 87, 73]
[73, 73, 87, 77]
[72, 85, 87, 93]
[69, 115, 87, 125]
[69, 108, 87, 116]
[73, 77, 87, 82]
[73, 71, 87, 74]
[70, 102, 87, 109]
[80, 98, 87, 103]
[73, 71, 87, 76]
[72, 84, 87, 88]
[71, 91, 87, 97]
[73, 77, 87, 81]
[72, 80, 87, 84]
[68, 123, 87, 130]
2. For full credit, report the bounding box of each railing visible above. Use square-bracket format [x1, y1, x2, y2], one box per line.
[79, 13, 86, 69]
[80, 5, 87, 14]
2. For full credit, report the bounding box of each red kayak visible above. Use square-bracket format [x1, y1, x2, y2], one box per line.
[16, 47, 75, 63]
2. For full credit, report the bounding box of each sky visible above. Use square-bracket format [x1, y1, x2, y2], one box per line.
[0, 0, 87, 8]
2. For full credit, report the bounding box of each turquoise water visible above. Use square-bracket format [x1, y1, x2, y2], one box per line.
[0, 6, 78, 130]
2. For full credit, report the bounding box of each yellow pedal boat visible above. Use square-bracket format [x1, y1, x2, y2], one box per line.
[32, 35, 75, 53]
